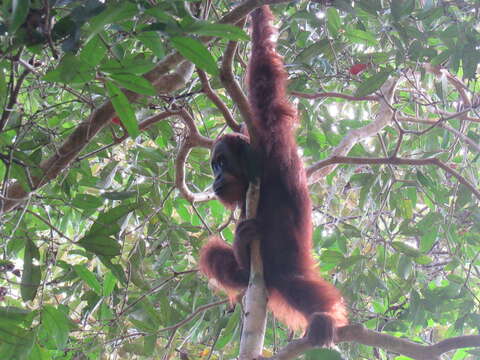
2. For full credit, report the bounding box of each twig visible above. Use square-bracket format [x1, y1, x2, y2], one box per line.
[263, 324, 480, 360]
[309, 155, 480, 200]
[398, 115, 480, 153]
[219, 17, 253, 130]
[0, 64, 30, 132]
[197, 68, 240, 132]
[0, 0, 288, 215]
[118, 270, 198, 317]
[307, 78, 399, 183]
[156, 299, 228, 334]
[174, 109, 215, 203]
[291, 90, 379, 101]
[25, 209, 73, 243]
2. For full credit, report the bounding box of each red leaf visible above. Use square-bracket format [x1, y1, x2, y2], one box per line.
[349, 63, 368, 75]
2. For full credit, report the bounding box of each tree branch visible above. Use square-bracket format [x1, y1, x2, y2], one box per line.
[398, 115, 480, 153]
[309, 155, 480, 200]
[263, 324, 480, 360]
[239, 179, 267, 360]
[220, 18, 254, 131]
[307, 78, 399, 182]
[0, 0, 282, 215]
[291, 90, 379, 102]
[197, 68, 241, 132]
[174, 109, 215, 203]
[0, 59, 196, 214]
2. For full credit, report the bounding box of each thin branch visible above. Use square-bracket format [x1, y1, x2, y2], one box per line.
[219, 17, 253, 130]
[398, 115, 480, 153]
[174, 109, 215, 203]
[118, 270, 197, 317]
[0, 65, 30, 132]
[309, 155, 480, 200]
[307, 78, 399, 182]
[197, 68, 241, 132]
[0, 0, 283, 215]
[0, 62, 194, 214]
[263, 324, 480, 360]
[25, 209, 73, 243]
[291, 90, 379, 101]
[424, 63, 471, 106]
[157, 299, 228, 334]
[177, 108, 215, 149]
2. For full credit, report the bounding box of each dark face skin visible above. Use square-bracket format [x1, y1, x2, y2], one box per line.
[211, 139, 249, 207]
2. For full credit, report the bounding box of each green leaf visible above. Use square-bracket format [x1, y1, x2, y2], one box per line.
[73, 265, 102, 295]
[103, 271, 117, 296]
[171, 37, 218, 75]
[43, 54, 95, 84]
[72, 194, 104, 209]
[85, 2, 137, 43]
[184, 22, 249, 41]
[357, 0, 381, 15]
[401, 198, 413, 219]
[105, 81, 140, 138]
[10, 0, 30, 33]
[0, 321, 34, 359]
[216, 307, 240, 349]
[416, 170, 434, 189]
[355, 69, 390, 97]
[0, 69, 6, 107]
[79, 35, 107, 67]
[305, 348, 344, 360]
[110, 73, 157, 96]
[100, 57, 156, 75]
[137, 32, 165, 58]
[392, 241, 422, 258]
[100, 257, 127, 285]
[392, 0, 415, 20]
[102, 191, 137, 200]
[42, 305, 70, 349]
[296, 39, 330, 64]
[326, 8, 341, 35]
[462, 41, 480, 80]
[320, 250, 345, 264]
[87, 203, 137, 237]
[346, 29, 378, 46]
[414, 255, 433, 265]
[21, 239, 41, 302]
[77, 235, 121, 257]
[397, 255, 412, 279]
[417, 213, 441, 252]
[0, 307, 31, 322]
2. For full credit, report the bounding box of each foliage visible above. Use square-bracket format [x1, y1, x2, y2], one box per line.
[0, 0, 479, 359]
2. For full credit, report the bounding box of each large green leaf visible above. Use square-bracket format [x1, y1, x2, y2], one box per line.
[85, 1, 137, 43]
[9, 0, 30, 33]
[41, 305, 70, 349]
[43, 54, 95, 84]
[110, 73, 157, 96]
[105, 80, 140, 138]
[171, 36, 218, 75]
[21, 239, 41, 302]
[355, 69, 391, 97]
[184, 22, 249, 41]
[326, 8, 342, 35]
[137, 32, 165, 58]
[77, 235, 121, 257]
[73, 264, 102, 295]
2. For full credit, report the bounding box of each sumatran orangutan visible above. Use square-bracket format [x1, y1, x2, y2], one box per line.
[199, 5, 347, 346]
